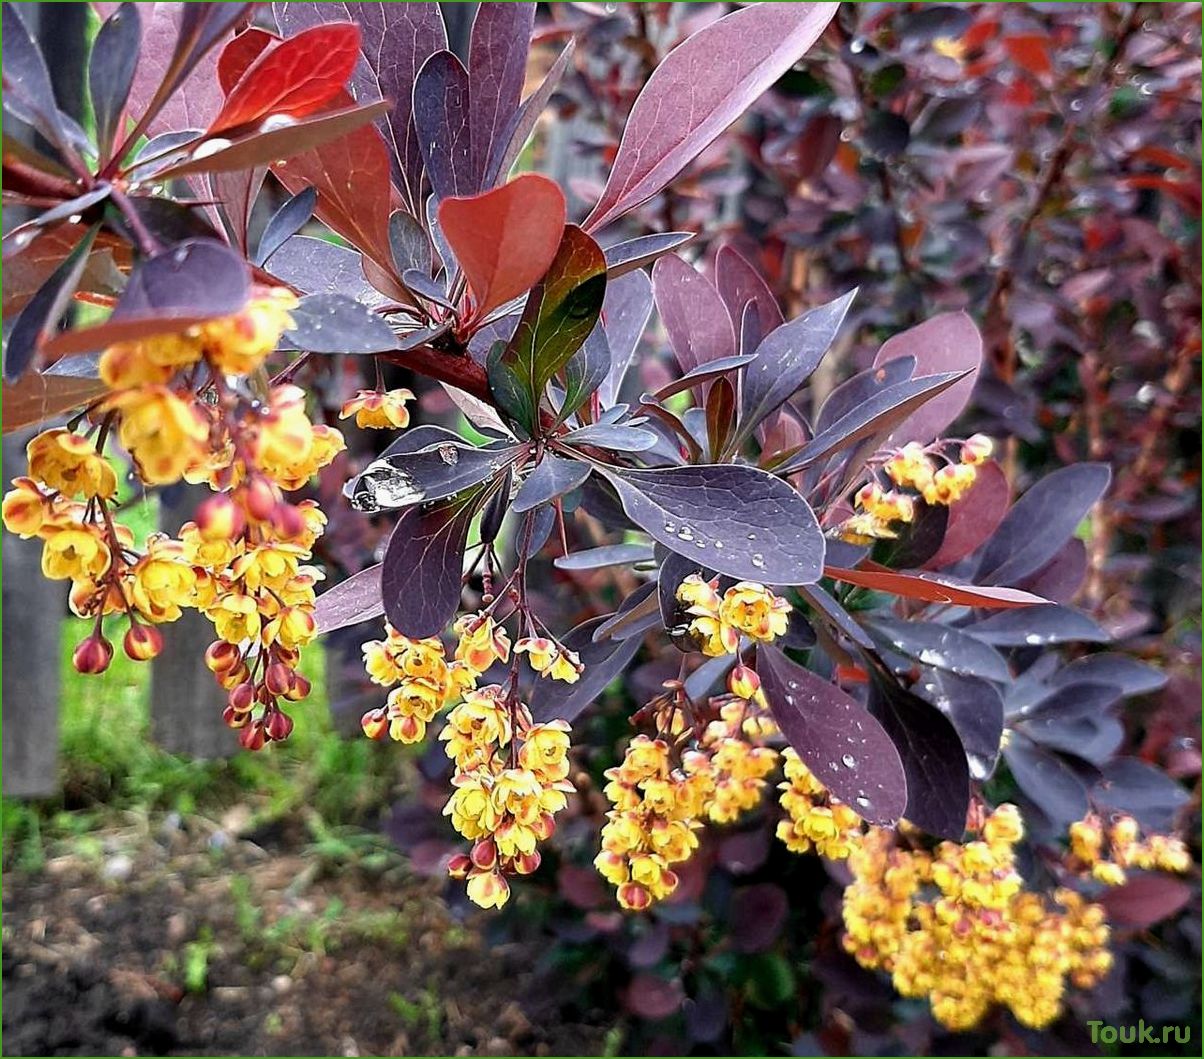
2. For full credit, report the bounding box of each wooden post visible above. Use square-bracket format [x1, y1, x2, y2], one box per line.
[149, 487, 237, 758]
[2, 432, 64, 797]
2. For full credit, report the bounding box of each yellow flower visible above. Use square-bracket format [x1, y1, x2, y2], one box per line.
[515, 636, 581, 683]
[128, 537, 196, 622]
[687, 614, 739, 657]
[109, 386, 210, 485]
[338, 388, 415, 430]
[719, 582, 790, 643]
[26, 429, 117, 500]
[41, 526, 111, 581]
[676, 573, 722, 613]
[263, 605, 317, 650]
[99, 341, 178, 388]
[519, 721, 571, 782]
[386, 677, 444, 723]
[454, 613, 511, 673]
[465, 869, 510, 909]
[203, 289, 298, 375]
[180, 522, 241, 570]
[2, 477, 48, 537]
[209, 591, 261, 644]
[444, 772, 499, 839]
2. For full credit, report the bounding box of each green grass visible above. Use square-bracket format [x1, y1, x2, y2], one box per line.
[3, 617, 406, 869]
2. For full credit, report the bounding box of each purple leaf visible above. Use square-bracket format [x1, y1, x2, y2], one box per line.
[528, 614, 645, 724]
[273, 2, 447, 214]
[1001, 732, 1088, 826]
[254, 186, 317, 267]
[867, 669, 970, 839]
[598, 464, 825, 585]
[598, 269, 653, 408]
[815, 356, 915, 434]
[487, 38, 575, 187]
[582, 2, 839, 231]
[1092, 758, 1192, 832]
[282, 293, 399, 354]
[758, 645, 907, 825]
[715, 246, 783, 342]
[975, 463, 1112, 586]
[1049, 653, 1168, 696]
[914, 669, 1004, 781]
[781, 371, 968, 473]
[264, 235, 377, 301]
[797, 584, 875, 650]
[467, 3, 534, 189]
[2, 2, 83, 164]
[877, 502, 948, 569]
[402, 269, 453, 309]
[348, 440, 521, 513]
[651, 254, 734, 374]
[314, 563, 383, 634]
[389, 210, 431, 276]
[562, 423, 658, 452]
[118, 238, 249, 318]
[592, 581, 661, 643]
[729, 885, 789, 954]
[623, 975, 683, 1022]
[738, 289, 856, 444]
[558, 324, 612, 424]
[867, 618, 1011, 683]
[413, 50, 474, 200]
[652, 355, 757, 403]
[964, 604, 1109, 647]
[605, 231, 695, 279]
[381, 490, 486, 638]
[554, 543, 655, 572]
[512, 454, 592, 513]
[1015, 537, 1088, 605]
[871, 310, 983, 445]
[89, 3, 142, 162]
[3, 227, 98, 382]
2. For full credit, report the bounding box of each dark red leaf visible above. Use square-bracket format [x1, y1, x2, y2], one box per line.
[487, 37, 575, 187]
[715, 245, 783, 341]
[1099, 875, 1194, 928]
[437, 174, 566, 325]
[651, 254, 735, 374]
[871, 311, 983, 445]
[1003, 34, 1053, 78]
[467, 2, 535, 189]
[1, 372, 107, 435]
[923, 459, 1009, 570]
[583, 2, 838, 231]
[758, 644, 907, 825]
[413, 50, 474, 200]
[209, 23, 361, 134]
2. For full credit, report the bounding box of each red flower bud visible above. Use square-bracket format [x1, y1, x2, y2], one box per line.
[617, 882, 651, 911]
[195, 492, 245, 541]
[265, 662, 294, 696]
[239, 721, 267, 751]
[242, 476, 278, 522]
[513, 850, 541, 876]
[271, 503, 305, 540]
[361, 709, 388, 741]
[471, 838, 498, 871]
[204, 640, 240, 674]
[283, 673, 311, 701]
[222, 704, 249, 729]
[123, 623, 164, 662]
[446, 853, 472, 879]
[73, 634, 113, 674]
[227, 681, 255, 713]
[215, 662, 250, 690]
[264, 709, 294, 742]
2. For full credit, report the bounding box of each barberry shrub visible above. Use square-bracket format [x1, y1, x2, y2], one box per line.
[2, 1, 1194, 1042]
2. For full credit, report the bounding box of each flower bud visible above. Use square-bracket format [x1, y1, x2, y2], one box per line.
[728, 664, 761, 700]
[242, 476, 278, 522]
[960, 433, 993, 465]
[264, 708, 294, 742]
[123, 623, 164, 662]
[195, 492, 245, 541]
[616, 882, 651, 911]
[204, 640, 240, 674]
[471, 838, 498, 871]
[513, 850, 541, 876]
[270, 503, 306, 540]
[264, 661, 294, 696]
[227, 681, 256, 714]
[216, 661, 250, 689]
[73, 634, 113, 674]
[446, 853, 472, 879]
[361, 708, 388, 740]
[222, 704, 249, 729]
[283, 673, 311, 701]
[239, 721, 267, 752]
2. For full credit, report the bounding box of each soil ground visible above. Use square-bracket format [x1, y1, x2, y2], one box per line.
[2, 813, 614, 1057]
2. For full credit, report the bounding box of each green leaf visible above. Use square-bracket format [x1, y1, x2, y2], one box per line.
[490, 224, 606, 434]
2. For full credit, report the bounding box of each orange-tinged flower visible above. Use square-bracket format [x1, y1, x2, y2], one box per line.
[2, 477, 48, 537]
[26, 429, 117, 500]
[719, 582, 790, 643]
[41, 527, 111, 581]
[454, 612, 511, 673]
[465, 869, 510, 909]
[338, 388, 415, 430]
[209, 591, 261, 643]
[128, 538, 196, 622]
[203, 289, 298, 375]
[515, 636, 582, 683]
[109, 386, 210, 485]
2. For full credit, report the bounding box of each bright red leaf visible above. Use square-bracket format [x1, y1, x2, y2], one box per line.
[824, 562, 1049, 609]
[208, 23, 361, 134]
[437, 174, 567, 325]
[217, 28, 278, 94]
[1003, 34, 1053, 78]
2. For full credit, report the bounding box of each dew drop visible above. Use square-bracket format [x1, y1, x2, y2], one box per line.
[841, 754, 857, 768]
[751, 554, 765, 569]
[855, 796, 871, 809]
[437, 444, 459, 465]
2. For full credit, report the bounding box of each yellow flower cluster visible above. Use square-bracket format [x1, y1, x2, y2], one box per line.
[338, 387, 415, 430]
[839, 804, 1116, 1032]
[839, 435, 993, 544]
[595, 735, 710, 910]
[776, 748, 865, 859]
[698, 668, 779, 824]
[3, 290, 345, 746]
[1069, 812, 1193, 885]
[675, 575, 790, 657]
[442, 686, 575, 909]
